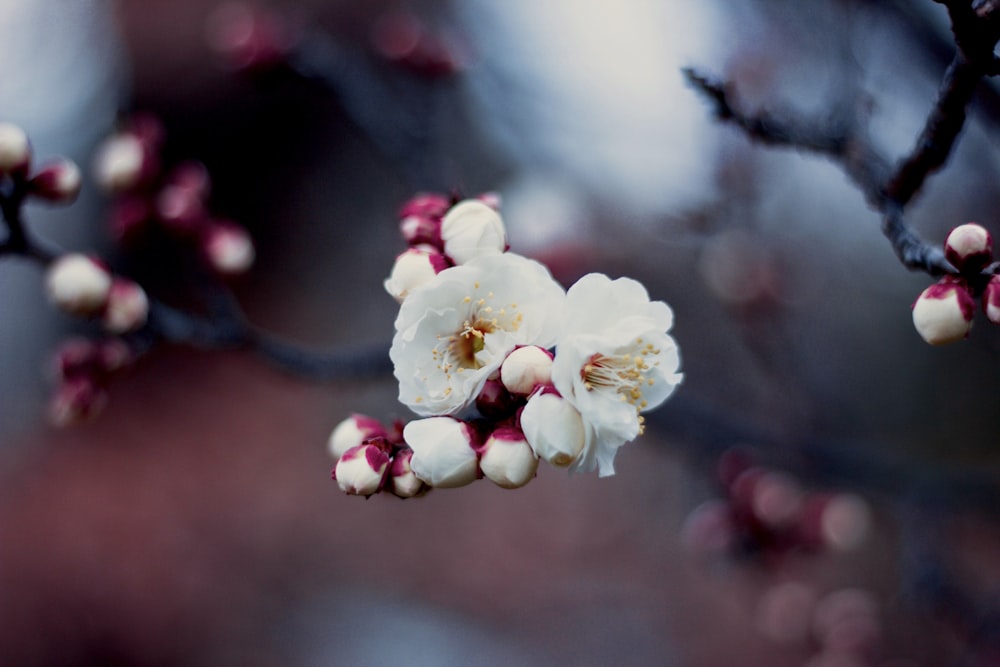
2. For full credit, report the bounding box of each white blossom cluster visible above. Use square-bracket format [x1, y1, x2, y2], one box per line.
[329, 193, 682, 497]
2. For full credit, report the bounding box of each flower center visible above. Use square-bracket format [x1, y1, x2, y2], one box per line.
[580, 338, 662, 433]
[430, 289, 524, 377]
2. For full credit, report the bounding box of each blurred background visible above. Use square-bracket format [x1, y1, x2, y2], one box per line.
[2, 0, 1000, 664]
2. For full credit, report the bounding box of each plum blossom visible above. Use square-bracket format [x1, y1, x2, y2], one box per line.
[391, 252, 565, 416]
[551, 273, 682, 476]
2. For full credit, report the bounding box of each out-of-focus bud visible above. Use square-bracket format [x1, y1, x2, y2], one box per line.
[680, 499, 737, 555]
[818, 493, 871, 552]
[93, 133, 147, 192]
[384, 247, 449, 302]
[477, 192, 502, 210]
[747, 469, 803, 529]
[402, 416, 479, 488]
[479, 426, 538, 489]
[500, 345, 553, 395]
[156, 184, 206, 237]
[202, 222, 255, 275]
[107, 198, 150, 246]
[207, 2, 294, 71]
[95, 338, 135, 374]
[475, 377, 519, 420]
[45, 254, 112, 317]
[812, 589, 881, 653]
[0, 122, 31, 174]
[399, 215, 442, 248]
[48, 376, 107, 427]
[520, 389, 586, 467]
[755, 581, 818, 645]
[911, 277, 975, 345]
[102, 278, 149, 333]
[51, 338, 100, 381]
[440, 199, 508, 264]
[983, 275, 1000, 324]
[398, 192, 450, 220]
[327, 414, 388, 460]
[29, 158, 82, 204]
[389, 448, 426, 498]
[333, 443, 390, 497]
[944, 222, 992, 273]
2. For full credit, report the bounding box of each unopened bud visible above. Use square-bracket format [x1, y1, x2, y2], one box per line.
[983, 275, 1000, 324]
[95, 338, 135, 374]
[29, 158, 81, 204]
[520, 389, 586, 467]
[479, 426, 538, 489]
[45, 254, 112, 317]
[912, 278, 975, 345]
[477, 192, 502, 210]
[109, 197, 152, 245]
[402, 416, 479, 488]
[327, 413, 387, 460]
[384, 247, 448, 301]
[48, 376, 106, 427]
[945, 223, 992, 273]
[206, 2, 294, 71]
[399, 215, 442, 247]
[0, 122, 30, 173]
[389, 448, 427, 498]
[202, 222, 255, 275]
[398, 192, 450, 220]
[333, 443, 390, 496]
[103, 278, 149, 333]
[440, 199, 508, 264]
[500, 345, 553, 395]
[51, 338, 100, 381]
[475, 377, 518, 420]
[93, 133, 147, 192]
[156, 184, 206, 236]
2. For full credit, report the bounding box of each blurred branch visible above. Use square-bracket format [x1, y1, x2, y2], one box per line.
[684, 1, 1000, 277]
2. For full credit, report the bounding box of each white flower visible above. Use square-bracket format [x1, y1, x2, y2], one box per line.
[391, 252, 565, 416]
[403, 417, 479, 488]
[440, 199, 508, 264]
[520, 389, 586, 467]
[551, 273, 682, 476]
[479, 426, 538, 488]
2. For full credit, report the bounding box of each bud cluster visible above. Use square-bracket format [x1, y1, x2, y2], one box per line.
[44, 254, 149, 333]
[46, 337, 135, 427]
[0, 121, 82, 204]
[330, 191, 683, 498]
[93, 114, 256, 276]
[911, 222, 1000, 345]
[681, 448, 872, 561]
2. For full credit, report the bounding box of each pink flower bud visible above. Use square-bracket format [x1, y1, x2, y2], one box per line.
[45, 254, 112, 317]
[206, 2, 294, 71]
[202, 223, 255, 275]
[520, 389, 586, 467]
[51, 338, 100, 381]
[440, 199, 508, 264]
[93, 133, 147, 192]
[102, 278, 149, 333]
[48, 376, 107, 427]
[475, 377, 518, 420]
[389, 448, 427, 498]
[0, 122, 31, 174]
[95, 338, 135, 375]
[402, 416, 479, 488]
[500, 345, 553, 395]
[398, 192, 450, 220]
[479, 426, 538, 489]
[983, 275, 1000, 324]
[156, 184, 206, 236]
[399, 215, 442, 247]
[384, 247, 448, 301]
[29, 158, 81, 204]
[109, 197, 152, 245]
[911, 278, 975, 345]
[327, 414, 387, 460]
[944, 222, 992, 273]
[333, 443, 390, 497]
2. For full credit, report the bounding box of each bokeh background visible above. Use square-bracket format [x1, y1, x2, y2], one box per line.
[2, 0, 1000, 664]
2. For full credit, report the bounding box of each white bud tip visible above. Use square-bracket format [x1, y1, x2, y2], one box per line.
[31, 158, 82, 204]
[500, 346, 553, 395]
[204, 225, 255, 275]
[911, 281, 974, 345]
[520, 392, 586, 468]
[440, 199, 508, 264]
[0, 122, 30, 172]
[480, 430, 539, 489]
[944, 223, 992, 271]
[45, 254, 112, 317]
[103, 279, 149, 333]
[93, 133, 146, 192]
[384, 247, 447, 302]
[334, 444, 389, 496]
